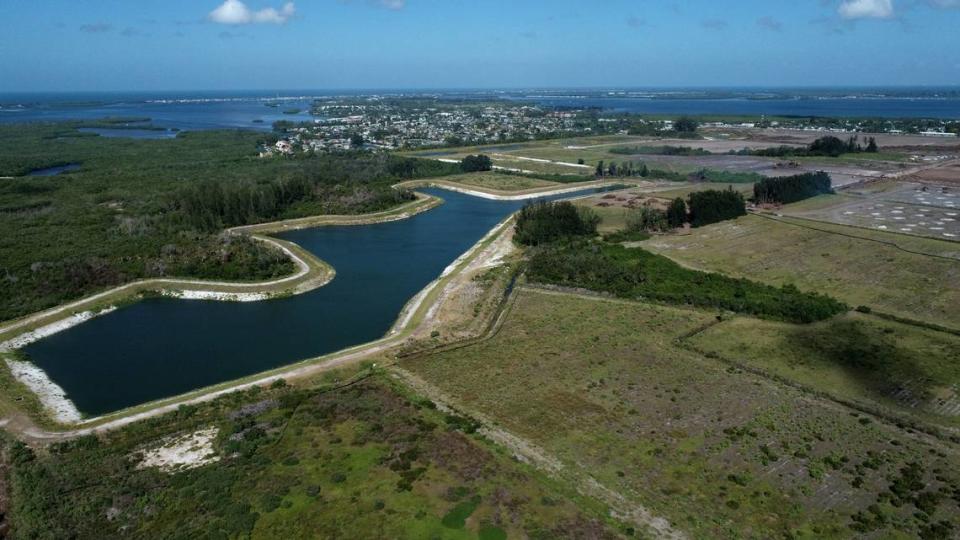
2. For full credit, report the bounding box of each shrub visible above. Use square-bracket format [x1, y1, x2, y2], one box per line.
[626, 206, 668, 233]
[460, 154, 493, 172]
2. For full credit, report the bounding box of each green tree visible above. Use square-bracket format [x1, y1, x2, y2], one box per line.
[674, 117, 699, 133]
[460, 154, 493, 172]
[514, 201, 600, 246]
[688, 187, 747, 227]
[667, 198, 687, 228]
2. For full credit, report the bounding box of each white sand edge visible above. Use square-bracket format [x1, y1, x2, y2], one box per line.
[5, 358, 82, 423]
[422, 181, 615, 201]
[162, 290, 271, 302]
[137, 427, 221, 473]
[0, 308, 116, 351]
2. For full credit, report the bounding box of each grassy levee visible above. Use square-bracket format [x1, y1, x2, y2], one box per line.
[402, 288, 960, 538]
[404, 172, 560, 192]
[395, 177, 625, 200]
[3, 367, 624, 539]
[640, 213, 960, 330]
[0, 200, 521, 436]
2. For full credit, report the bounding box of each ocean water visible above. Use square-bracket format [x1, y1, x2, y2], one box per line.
[2, 89, 959, 135]
[509, 95, 960, 119]
[0, 91, 320, 131]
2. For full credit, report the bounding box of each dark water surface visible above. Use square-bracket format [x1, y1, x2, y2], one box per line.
[0, 91, 317, 132]
[510, 96, 960, 119]
[27, 163, 81, 176]
[76, 127, 178, 140]
[23, 187, 610, 416]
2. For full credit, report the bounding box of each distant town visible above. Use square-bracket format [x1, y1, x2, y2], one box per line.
[260, 95, 960, 156]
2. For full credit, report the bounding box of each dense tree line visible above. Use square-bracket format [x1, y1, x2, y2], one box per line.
[688, 188, 747, 227]
[593, 161, 759, 184]
[172, 154, 453, 231]
[753, 172, 833, 205]
[608, 145, 711, 156]
[460, 154, 493, 172]
[595, 160, 649, 178]
[749, 136, 879, 158]
[526, 240, 847, 324]
[513, 201, 599, 246]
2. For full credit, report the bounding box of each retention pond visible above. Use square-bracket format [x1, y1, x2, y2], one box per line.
[21, 186, 615, 417]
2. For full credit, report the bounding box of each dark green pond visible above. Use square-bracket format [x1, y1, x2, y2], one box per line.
[23, 187, 617, 417]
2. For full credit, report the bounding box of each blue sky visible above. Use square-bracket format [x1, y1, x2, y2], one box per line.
[1, 0, 959, 91]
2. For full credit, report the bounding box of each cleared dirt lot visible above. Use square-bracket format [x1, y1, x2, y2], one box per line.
[788, 182, 960, 241]
[717, 128, 960, 151]
[909, 161, 960, 186]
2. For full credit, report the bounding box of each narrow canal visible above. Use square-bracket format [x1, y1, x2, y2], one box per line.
[23, 186, 616, 416]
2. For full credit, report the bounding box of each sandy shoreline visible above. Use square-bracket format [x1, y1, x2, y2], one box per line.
[0, 308, 116, 352]
[5, 358, 82, 423]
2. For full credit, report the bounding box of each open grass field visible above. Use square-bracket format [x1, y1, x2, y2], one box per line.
[641, 214, 960, 329]
[403, 288, 960, 538]
[408, 132, 945, 192]
[433, 172, 559, 192]
[687, 312, 960, 430]
[4, 371, 620, 539]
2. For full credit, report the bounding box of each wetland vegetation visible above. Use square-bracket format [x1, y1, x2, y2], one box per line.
[0, 124, 456, 321]
[4, 370, 619, 539]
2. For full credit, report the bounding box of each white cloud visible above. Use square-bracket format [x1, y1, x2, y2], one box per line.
[208, 0, 295, 25]
[375, 0, 406, 9]
[838, 0, 894, 19]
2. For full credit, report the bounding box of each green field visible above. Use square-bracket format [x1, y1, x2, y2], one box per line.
[403, 288, 960, 538]
[641, 214, 960, 329]
[4, 372, 619, 539]
[688, 312, 960, 429]
[434, 172, 559, 192]
[644, 182, 755, 200]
